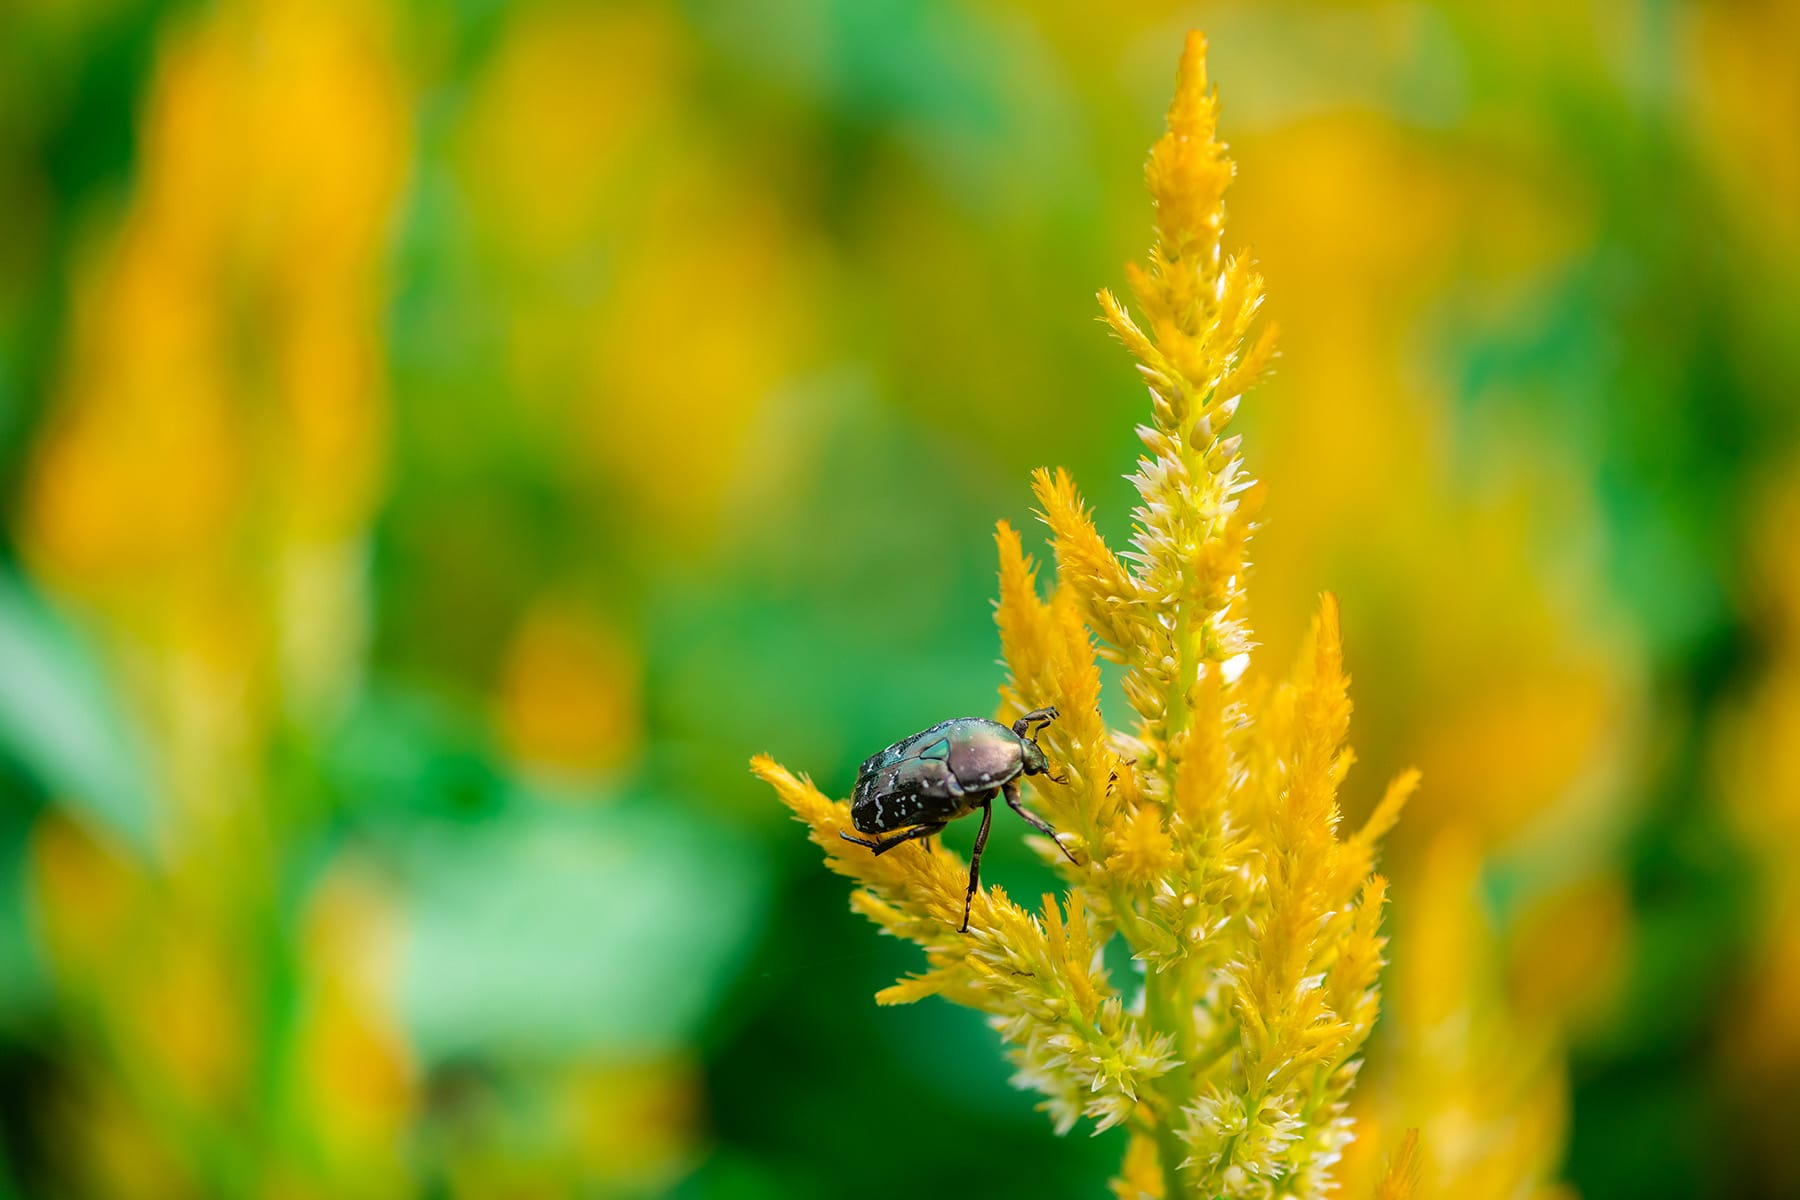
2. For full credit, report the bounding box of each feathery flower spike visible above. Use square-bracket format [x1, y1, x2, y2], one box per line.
[757, 31, 1415, 1197]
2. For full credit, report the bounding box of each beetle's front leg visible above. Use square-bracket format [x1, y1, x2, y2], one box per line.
[1011, 706, 1058, 737]
[840, 823, 945, 857]
[1002, 777, 1079, 865]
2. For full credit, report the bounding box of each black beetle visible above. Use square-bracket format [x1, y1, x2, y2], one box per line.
[840, 706, 1079, 931]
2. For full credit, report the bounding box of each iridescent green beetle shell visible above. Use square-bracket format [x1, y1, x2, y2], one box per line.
[850, 717, 1047, 835]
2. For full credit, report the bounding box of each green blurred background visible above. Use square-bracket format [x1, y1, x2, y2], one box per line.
[1, 0, 1797, 1197]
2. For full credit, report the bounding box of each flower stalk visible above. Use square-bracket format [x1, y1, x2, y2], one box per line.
[756, 31, 1415, 1198]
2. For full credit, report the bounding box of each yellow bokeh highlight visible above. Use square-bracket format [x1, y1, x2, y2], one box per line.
[497, 599, 641, 777]
[453, 2, 814, 543]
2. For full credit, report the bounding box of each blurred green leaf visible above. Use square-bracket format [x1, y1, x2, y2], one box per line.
[400, 797, 765, 1061]
[0, 571, 153, 852]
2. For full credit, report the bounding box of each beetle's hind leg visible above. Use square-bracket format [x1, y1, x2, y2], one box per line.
[840, 822, 946, 857]
[1011, 706, 1059, 737]
[961, 797, 993, 933]
[1003, 778, 1079, 865]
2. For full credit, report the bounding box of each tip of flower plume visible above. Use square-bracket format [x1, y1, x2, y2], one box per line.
[1179, 30, 1208, 89]
[1299, 591, 1346, 685]
[1169, 30, 1212, 133]
[994, 518, 1025, 562]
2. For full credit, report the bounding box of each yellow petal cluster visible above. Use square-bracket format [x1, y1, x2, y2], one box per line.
[758, 31, 1412, 1198]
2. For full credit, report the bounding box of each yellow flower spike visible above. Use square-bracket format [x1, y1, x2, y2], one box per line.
[1355, 768, 1421, 853]
[1215, 323, 1281, 414]
[1374, 1130, 1423, 1200]
[758, 33, 1407, 1198]
[1146, 33, 1231, 259]
[1035, 591, 1119, 840]
[1329, 876, 1391, 1034]
[1335, 769, 1420, 900]
[1099, 288, 1172, 386]
[1108, 805, 1178, 887]
[995, 520, 1060, 701]
[876, 974, 954, 1007]
[1291, 595, 1354, 803]
[750, 755, 839, 832]
[1043, 892, 1104, 1024]
[1173, 669, 1227, 833]
[1033, 467, 1140, 653]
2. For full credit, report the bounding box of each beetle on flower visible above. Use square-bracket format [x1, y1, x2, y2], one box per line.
[841, 707, 1081, 932]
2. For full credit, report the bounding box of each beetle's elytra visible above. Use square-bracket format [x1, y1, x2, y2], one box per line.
[840, 706, 1079, 932]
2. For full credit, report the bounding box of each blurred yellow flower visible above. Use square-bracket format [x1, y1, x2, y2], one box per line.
[1337, 831, 1571, 1200]
[295, 866, 418, 1192]
[432, 1057, 701, 1200]
[15, 0, 413, 1194]
[453, 2, 814, 544]
[496, 598, 642, 778]
[456, 4, 678, 257]
[1213, 48, 1634, 1200]
[26, 0, 403, 601]
[1506, 871, 1630, 1038]
[565, 1057, 702, 1191]
[759, 34, 1412, 1198]
[1232, 111, 1630, 853]
[1688, 0, 1800, 257]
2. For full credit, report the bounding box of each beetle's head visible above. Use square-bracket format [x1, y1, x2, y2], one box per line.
[1021, 736, 1051, 777]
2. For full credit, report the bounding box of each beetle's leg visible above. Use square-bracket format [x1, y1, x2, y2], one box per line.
[1003, 777, 1079, 865]
[840, 823, 946, 857]
[961, 797, 993, 933]
[1010, 706, 1059, 737]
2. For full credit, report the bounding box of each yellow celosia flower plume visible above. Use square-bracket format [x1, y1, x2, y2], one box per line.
[756, 32, 1415, 1198]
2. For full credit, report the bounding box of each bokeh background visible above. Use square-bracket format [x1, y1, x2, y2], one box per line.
[1, 0, 1797, 1197]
